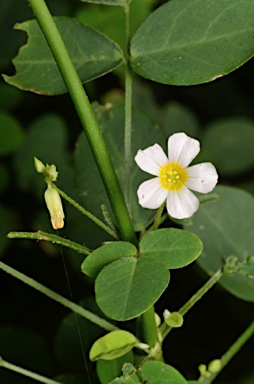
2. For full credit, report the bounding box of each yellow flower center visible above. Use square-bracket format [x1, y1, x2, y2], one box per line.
[159, 162, 188, 191]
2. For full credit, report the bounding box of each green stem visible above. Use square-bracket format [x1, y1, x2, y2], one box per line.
[141, 306, 160, 349]
[149, 202, 165, 232]
[0, 261, 118, 332]
[199, 321, 254, 384]
[0, 357, 62, 384]
[8, 230, 90, 255]
[160, 269, 223, 340]
[51, 183, 119, 240]
[27, 0, 137, 245]
[124, 2, 132, 211]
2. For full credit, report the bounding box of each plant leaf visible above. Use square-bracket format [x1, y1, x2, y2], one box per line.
[141, 361, 187, 384]
[95, 257, 169, 321]
[130, 0, 254, 85]
[140, 228, 203, 269]
[96, 351, 134, 384]
[82, 241, 137, 279]
[187, 186, 254, 302]
[89, 330, 136, 361]
[4, 17, 123, 95]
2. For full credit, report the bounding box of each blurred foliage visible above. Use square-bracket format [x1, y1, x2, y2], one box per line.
[1, 0, 254, 383]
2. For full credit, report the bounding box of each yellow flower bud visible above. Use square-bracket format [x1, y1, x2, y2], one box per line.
[44, 185, 65, 229]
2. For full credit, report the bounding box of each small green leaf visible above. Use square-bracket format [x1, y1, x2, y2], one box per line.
[187, 186, 254, 302]
[141, 361, 187, 384]
[140, 228, 203, 269]
[130, 0, 254, 85]
[95, 257, 170, 321]
[164, 312, 184, 328]
[89, 330, 136, 361]
[96, 351, 134, 384]
[0, 111, 24, 156]
[81, 241, 137, 279]
[4, 17, 123, 95]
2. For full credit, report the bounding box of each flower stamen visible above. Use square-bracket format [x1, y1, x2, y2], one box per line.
[160, 162, 188, 191]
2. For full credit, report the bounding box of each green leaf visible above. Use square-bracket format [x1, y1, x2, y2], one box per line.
[130, 0, 254, 85]
[141, 361, 187, 384]
[76, 0, 156, 54]
[95, 257, 170, 321]
[89, 330, 136, 361]
[97, 351, 134, 384]
[187, 186, 254, 302]
[74, 104, 165, 231]
[198, 117, 254, 175]
[0, 111, 24, 156]
[164, 312, 184, 328]
[4, 17, 123, 95]
[81, 241, 137, 279]
[140, 228, 203, 269]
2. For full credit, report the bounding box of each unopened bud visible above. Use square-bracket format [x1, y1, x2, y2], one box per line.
[34, 157, 45, 173]
[44, 185, 64, 229]
[208, 359, 221, 373]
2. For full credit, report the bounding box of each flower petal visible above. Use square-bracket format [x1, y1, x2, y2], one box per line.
[137, 178, 168, 209]
[167, 132, 200, 167]
[185, 163, 218, 193]
[135, 144, 168, 176]
[166, 187, 199, 219]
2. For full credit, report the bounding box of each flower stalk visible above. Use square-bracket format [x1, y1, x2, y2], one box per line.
[198, 321, 254, 383]
[0, 261, 118, 332]
[0, 357, 62, 384]
[7, 230, 90, 256]
[160, 269, 223, 340]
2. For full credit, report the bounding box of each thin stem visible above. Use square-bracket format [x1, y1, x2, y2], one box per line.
[8, 230, 90, 255]
[0, 357, 62, 384]
[0, 261, 118, 332]
[27, 0, 137, 246]
[52, 183, 119, 240]
[149, 202, 165, 232]
[124, 2, 132, 211]
[199, 321, 254, 384]
[160, 269, 223, 340]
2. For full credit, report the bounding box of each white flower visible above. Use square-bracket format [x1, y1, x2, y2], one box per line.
[44, 184, 65, 229]
[135, 132, 218, 219]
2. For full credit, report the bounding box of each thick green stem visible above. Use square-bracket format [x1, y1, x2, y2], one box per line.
[8, 230, 90, 255]
[0, 261, 118, 332]
[27, 0, 137, 245]
[160, 269, 223, 340]
[51, 183, 119, 240]
[199, 321, 254, 384]
[124, 3, 132, 211]
[0, 357, 62, 384]
[141, 306, 159, 348]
